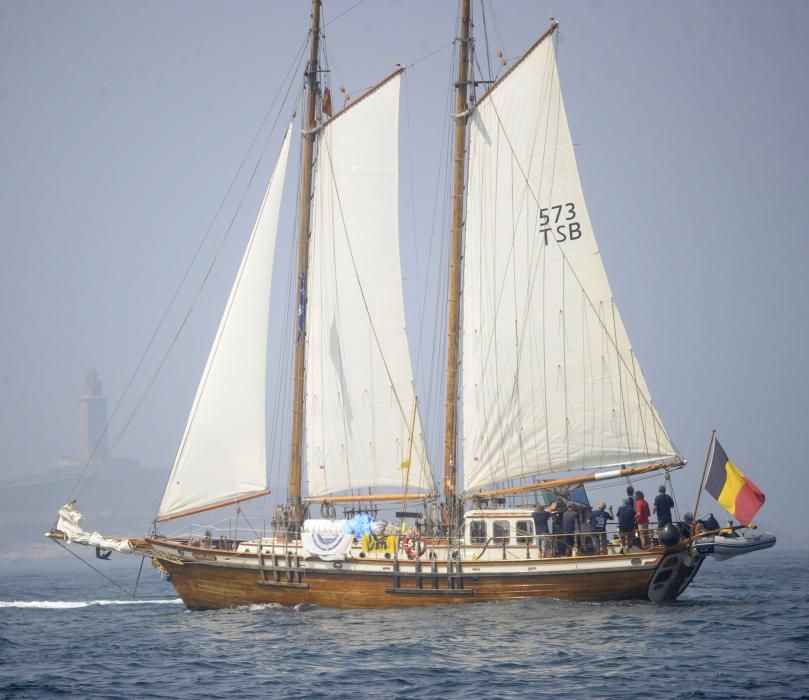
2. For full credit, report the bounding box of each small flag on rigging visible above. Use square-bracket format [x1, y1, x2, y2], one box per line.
[704, 437, 765, 526]
[322, 87, 332, 118]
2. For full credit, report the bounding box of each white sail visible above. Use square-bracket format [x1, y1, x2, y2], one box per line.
[462, 36, 676, 492]
[158, 126, 293, 520]
[305, 73, 432, 497]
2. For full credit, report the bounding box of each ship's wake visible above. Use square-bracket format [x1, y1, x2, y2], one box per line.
[0, 599, 182, 609]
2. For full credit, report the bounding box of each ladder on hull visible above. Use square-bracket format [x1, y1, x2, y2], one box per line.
[385, 556, 474, 597]
[257, 549, 310, 589]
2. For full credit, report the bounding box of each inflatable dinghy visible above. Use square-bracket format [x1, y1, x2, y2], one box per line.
[693, 530, 776, 560]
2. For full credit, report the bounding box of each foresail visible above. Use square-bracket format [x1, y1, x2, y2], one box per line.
[305, 73, 432, 498]
[462, 35, 676, 492]
[157, 126, 292, 520]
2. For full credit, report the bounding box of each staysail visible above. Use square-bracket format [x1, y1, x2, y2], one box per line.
[462, 33, 676, 492]
[305, 72, 433, 498]
[157, 126, 293, 520]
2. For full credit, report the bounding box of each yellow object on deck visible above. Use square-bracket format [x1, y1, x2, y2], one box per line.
[361, 535, 397, 554]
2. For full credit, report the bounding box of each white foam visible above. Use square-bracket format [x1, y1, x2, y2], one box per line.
[245, 602, 283, 611]
[0, 599, 183, 609]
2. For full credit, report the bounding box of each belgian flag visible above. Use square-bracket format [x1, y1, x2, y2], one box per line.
[704, 438, 765, 526]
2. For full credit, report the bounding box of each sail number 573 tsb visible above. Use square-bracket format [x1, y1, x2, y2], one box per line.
[539, 202, 581, 245]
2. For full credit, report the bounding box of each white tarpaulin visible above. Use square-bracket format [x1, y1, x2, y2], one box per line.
[301, 519, 355, 560]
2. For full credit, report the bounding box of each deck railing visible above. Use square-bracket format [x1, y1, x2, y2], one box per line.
[465, 523, 690, 560]
[158, 519, 695, 561]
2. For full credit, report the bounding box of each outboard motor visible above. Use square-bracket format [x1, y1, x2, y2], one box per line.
[700, 513, 720, 531]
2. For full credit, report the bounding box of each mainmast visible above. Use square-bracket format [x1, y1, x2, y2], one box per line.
[288, 0, 322, 528]
[443, 0, 472, 523]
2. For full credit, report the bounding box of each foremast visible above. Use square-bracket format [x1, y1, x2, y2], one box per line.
[288, 0, 322, 529]
[443, 0, 472, 532]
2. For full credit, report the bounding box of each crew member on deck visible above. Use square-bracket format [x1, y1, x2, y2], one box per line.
[617, 498, 635, 552]
[654, 485, 675, 527]
[635, 490, 651, 548]
[532, 504, 552, 558]
[550, 498, 565, 554]
[561, 504, 580, 556]
[590, 502, 613, 554]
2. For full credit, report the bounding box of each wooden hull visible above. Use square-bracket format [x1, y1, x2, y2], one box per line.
[150, 538, 703, 610]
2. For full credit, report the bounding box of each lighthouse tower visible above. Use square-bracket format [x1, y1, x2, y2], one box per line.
[79, 367, 108, 463]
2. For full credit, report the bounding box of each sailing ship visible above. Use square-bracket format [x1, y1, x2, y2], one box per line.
[49, 0, 773, 609]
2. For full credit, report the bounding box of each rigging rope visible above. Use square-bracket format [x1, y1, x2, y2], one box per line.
[322, 0, 368, 28]
[412, 38, 456, 474]
[407, 42, 454, 70]
[485, 0, 506, 65]
[479, 0, 494, 80]
[50, 537, 139, 598]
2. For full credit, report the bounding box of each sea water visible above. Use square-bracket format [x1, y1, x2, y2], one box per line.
[1, 549, 807, 699]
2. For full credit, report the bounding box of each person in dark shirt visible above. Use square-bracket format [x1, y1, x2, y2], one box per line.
[561, 504, 580, 556]
[590, 502, 614, 554]
[616, 497, 636, 552]
[626, 485, 635, 508]
[653, 485, 675, 527]
[531, 504, 552, 558]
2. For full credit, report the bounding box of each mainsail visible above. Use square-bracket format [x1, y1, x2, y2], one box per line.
[157, 126, 293, 520]
[305, 72, 432, 498]
[462, 34, 676, 492]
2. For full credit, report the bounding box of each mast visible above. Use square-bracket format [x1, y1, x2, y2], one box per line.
[288, 0, 321, 528]
[443, 0, 472, 520]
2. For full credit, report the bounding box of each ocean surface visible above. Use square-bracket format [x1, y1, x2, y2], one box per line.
[1, 548, 807, 699]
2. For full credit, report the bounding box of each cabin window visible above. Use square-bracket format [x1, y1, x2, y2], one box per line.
[493, 520, 510, 542]
[516, 520, 533, 544]
[469, 520, 487, 544]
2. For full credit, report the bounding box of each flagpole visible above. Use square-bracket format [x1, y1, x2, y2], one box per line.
[693, 429, 716, 524]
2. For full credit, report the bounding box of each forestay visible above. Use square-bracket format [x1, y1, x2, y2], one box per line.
[157, 126, 293, 520]
[305, 73, 432, 497]
[462, 35, 676, 492]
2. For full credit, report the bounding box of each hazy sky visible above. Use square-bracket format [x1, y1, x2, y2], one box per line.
[1, 1, 808, 542]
